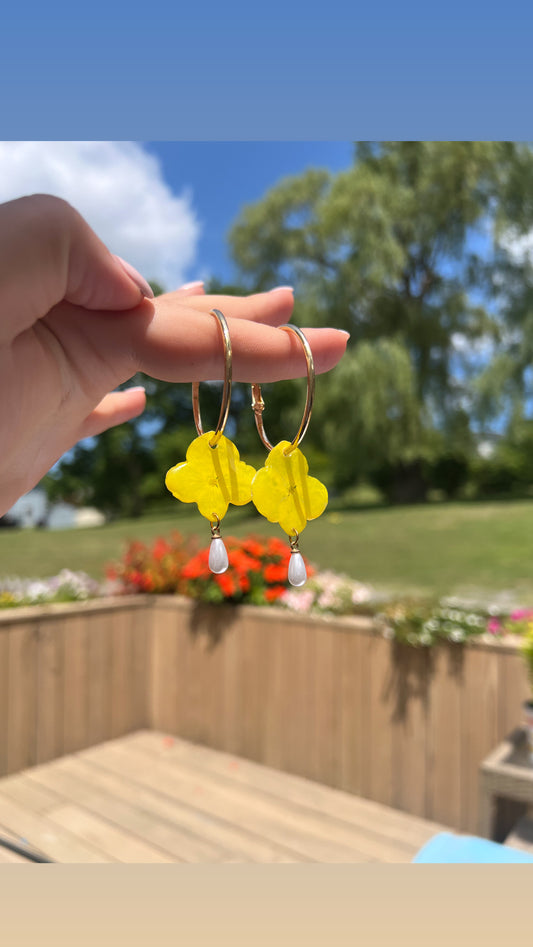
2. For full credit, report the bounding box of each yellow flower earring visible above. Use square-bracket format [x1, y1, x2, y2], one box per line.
[250, 325, 328, 587]
[165, 309, 256, 574]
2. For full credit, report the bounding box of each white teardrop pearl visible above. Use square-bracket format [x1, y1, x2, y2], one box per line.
[288, 551, 307, 587]
[209, 537, 229, 574]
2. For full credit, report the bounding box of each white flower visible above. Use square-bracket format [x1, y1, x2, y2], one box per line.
[450, 627, 465, 643]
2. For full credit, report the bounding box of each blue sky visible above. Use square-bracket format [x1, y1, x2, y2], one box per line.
[0, 142, 354, 292]
[144, 142, 354, 285]
[3, 3, 533, 139]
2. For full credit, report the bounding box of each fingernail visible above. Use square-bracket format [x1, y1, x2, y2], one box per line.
[180, 280, 204, 291]
[312, 327, 351, 338]
[269, 285, 294, 293]
[127, 386, 146, 393]
[114, 255, 154, 299]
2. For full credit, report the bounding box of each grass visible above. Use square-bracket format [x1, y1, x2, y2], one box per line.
[2, 499, 533, 601]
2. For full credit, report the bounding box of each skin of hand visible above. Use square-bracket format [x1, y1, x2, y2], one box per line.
[0, 195, 349, 516]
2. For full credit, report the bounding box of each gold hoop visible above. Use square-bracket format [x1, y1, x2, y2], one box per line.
[251, 324, 315, 455]
[192, 309, 232, 448]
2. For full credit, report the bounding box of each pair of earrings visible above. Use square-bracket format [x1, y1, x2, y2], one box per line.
[164, 309, 328, 587]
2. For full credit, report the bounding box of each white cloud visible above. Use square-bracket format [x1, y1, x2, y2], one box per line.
[500, 227, 533, 266]
[0, 141, 200, 289]
[451, 332, 495, 359]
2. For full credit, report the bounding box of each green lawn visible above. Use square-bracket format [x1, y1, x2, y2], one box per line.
[2, 499, 533, 601]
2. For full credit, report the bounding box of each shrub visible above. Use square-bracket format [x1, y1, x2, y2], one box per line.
[374, 597, 490, 647]
[106, 532, 195, 594]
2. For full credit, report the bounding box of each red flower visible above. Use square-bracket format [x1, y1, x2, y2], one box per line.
[266, 536, 289, 558]
[265, 585, 286, 602]
[182, 548, 211, 580]
[216, 572, 237, 597]
[152, 538, 170, 560]
[229, 550, 261, 574]
[241, 538, 266, 559]
[264, 563, 287, 584]
[127, 570, 143, 588]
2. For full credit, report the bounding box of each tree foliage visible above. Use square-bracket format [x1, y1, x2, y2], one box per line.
[230, 142, 533, 495]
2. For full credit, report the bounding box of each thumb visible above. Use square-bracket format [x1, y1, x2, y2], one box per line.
[77, 387, 147, 440]
[0, 195, 153, 344]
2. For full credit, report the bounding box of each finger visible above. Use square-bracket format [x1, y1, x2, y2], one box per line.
[50, 299, 349, 386]
[161, 286, 294, 326]
[142, 316, 348, 382]
[174, 281, 205, 297]
[0, 195, 152, 344]
[77, 387, 146, 440]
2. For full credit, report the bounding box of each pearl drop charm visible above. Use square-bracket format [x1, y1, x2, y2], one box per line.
[209, 536, 229, 574]
[288, 550, 307, 587]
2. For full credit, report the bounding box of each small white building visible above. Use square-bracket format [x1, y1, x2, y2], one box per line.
[46, 502, 77, 530]
[4, 488, 48, 528]
[2, 490, 105, 530]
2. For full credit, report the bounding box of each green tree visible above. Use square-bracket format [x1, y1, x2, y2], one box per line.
[230, 142, 533, 496]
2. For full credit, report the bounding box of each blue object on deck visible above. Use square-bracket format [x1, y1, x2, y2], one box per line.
[413, 832, 533, 864]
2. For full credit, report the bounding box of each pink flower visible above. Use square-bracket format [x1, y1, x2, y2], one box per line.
[488, 618, 501, 634]
[280, 589, 315, 613]
[510, 609, 533, 621]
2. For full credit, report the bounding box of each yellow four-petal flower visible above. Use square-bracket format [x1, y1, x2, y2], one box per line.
[165, 432, 256, 521]
[251, 440, 328, 535]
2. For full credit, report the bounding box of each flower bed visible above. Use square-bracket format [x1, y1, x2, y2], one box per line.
[1, 531, 533, 655]
[102, 532, 533, 652]
[0, 568, 100, 608]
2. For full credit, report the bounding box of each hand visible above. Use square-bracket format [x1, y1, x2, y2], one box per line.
[0, 195, 348, 515]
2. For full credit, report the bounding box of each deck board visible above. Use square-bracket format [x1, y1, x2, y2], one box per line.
[0, 731, 445, 863]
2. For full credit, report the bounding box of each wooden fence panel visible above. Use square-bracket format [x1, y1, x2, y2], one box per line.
[7, 622, 38, 774]
[460, 646, 500, 833]
[361, 633, 396, 809]
[390, 644, 429, 819]
[0, 625, 10, 776]
[86, 610, 113, 748]
[311, 621, 341, 788]
[63, 614, 90, 754]
[36, 618, 64, 764]
[282, 618, 316, 782]
[0, 600, 150, 777]
[338, 627, 365, 797]
[425, 644, 463, 828]
[498, 648, 531, 738]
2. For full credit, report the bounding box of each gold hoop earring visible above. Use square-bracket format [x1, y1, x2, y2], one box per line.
[165, 309, 256, 574]
[250, 324, 328, 587]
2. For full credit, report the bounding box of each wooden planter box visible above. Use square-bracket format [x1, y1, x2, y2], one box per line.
[0, 595, 529, 834]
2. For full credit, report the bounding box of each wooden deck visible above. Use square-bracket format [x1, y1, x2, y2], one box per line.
[0, 731, 446, 863]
